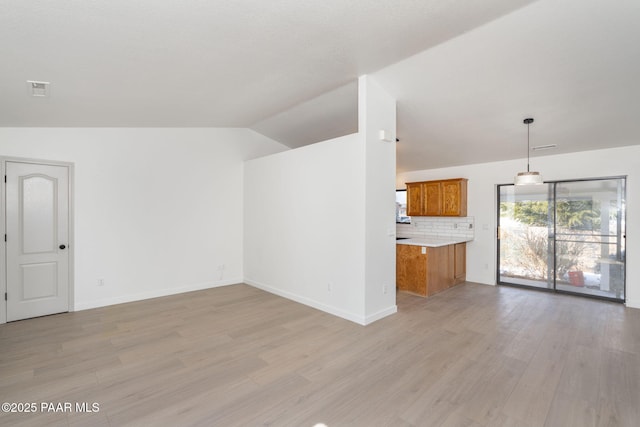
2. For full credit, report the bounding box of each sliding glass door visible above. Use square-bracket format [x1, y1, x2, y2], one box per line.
[554, 180, 626, 299]
[498, 177, 626, 301]
[498, 184, 555, 290]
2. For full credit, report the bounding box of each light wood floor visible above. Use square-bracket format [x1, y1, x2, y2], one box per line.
[1, 283, 639, 427]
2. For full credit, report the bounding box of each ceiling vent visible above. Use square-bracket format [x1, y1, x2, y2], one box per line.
[26, 80, 50, 97]
[532, 144, 557, 151]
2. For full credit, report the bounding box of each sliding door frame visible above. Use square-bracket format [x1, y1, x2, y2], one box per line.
[496, 175, 626, 303]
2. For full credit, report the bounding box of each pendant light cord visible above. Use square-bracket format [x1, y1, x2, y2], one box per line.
[527, 121, 530, 173]
[523, 117, 534, 172]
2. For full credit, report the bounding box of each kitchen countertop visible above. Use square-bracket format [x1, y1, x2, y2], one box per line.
[396, 236, 472, 247]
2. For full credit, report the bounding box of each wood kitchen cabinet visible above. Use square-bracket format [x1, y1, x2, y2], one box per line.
[406, 181, 441, 216]
[406, 182, 424, 217]
[396, 244, 427, 295]
[406, 178, 467, 217]
[424, 181, 442, 216]
[441, 179, 467, 216]
[396, 243, 466, 297]
[453, 242, 466, 285]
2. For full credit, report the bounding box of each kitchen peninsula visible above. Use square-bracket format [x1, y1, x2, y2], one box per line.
[396, 236, 470, 297]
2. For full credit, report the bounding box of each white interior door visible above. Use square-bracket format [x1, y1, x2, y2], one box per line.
[5, 161, 70, 321]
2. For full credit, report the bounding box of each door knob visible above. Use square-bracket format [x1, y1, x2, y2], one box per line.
[59, 244, 66, 250]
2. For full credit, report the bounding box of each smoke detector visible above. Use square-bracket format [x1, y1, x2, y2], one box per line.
[26, 80, 50, 97]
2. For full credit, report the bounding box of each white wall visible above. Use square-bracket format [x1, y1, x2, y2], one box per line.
[244, 75, 397, 325]
[0, 127, 287, 319]
[360, 76, 398, 320]
[244, 133, 368, 323]
[397, 145, 640, 309]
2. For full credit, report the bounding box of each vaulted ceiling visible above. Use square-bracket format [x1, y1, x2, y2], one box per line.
[2, 0, 638, 172]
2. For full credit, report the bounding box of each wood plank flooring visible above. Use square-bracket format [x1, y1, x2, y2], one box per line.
[1, 283, 639, 426]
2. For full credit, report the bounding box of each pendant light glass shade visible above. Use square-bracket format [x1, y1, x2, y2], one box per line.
[514, 118, 543, 185]
[514, 171, 543, 185]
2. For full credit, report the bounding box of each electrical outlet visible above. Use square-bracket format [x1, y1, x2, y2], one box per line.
[98, 278, 105, 287]
[383, 284, 388, 294]
[327, 282, 332, 293]
[217, 264, 225, 271]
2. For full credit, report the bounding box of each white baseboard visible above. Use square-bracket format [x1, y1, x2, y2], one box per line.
[466, 277, 496, 286]
[625, 299, 640, 310]
[364, 305, 398, 325]
[245, 278, 396, 326]
[74, 278, 241, 311]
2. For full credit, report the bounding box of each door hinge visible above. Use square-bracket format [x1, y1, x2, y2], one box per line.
[4, 175, 6, 183]
[4, 234, 6, 242]
[4, 293, 6, 301]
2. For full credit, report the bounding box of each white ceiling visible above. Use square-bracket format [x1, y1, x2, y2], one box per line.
[375, 0, 640, 172]
[250, 81, 358, 149]
[1, 0, 638, 173]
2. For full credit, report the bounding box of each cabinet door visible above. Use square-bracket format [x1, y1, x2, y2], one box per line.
[426, 245, 452, 295]
[454, 243, 466, 284]
[424, 182, 442, 216]
[406, 183, 424, 216]
[441, 180, 467, 216]
[396, 245, 427, 296]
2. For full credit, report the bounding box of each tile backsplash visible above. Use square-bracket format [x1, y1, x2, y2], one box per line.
[397, 217, 475, 240]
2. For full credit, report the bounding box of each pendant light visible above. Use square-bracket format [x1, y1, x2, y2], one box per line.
[514, 117, 544, 185]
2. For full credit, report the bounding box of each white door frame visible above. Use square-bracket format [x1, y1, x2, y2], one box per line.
[1, 156, 75, 324]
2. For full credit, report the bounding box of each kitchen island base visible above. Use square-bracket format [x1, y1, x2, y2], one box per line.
[396, 243, 466, 297]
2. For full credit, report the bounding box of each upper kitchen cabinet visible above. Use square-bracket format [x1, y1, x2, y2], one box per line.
[407, 181, 441, 216]
[406, 182, 424, 217]
[423, 181, 442, 216]
[441, 179, 467, 216]
[406, 178, 467, 217]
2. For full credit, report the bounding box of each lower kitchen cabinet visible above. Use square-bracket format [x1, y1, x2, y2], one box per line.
[453, 242, 466, 285]
[396, 244, 427, 295]
[396, 243, 466, 297]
